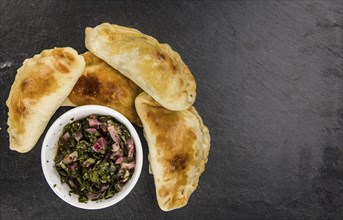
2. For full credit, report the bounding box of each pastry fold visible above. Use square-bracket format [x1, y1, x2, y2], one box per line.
[6, 47, 85, 153]
[85, 23, 196, 111]
[135, 92, 210, 211]
[62, 51, 142, 126]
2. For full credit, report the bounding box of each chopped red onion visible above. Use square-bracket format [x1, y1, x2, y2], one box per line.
[108, 126, 120, 143]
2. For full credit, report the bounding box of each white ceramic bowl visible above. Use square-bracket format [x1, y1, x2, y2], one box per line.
[41, 105, 143, 210]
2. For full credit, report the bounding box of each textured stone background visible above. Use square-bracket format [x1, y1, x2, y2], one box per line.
[0, 0, 342, 219]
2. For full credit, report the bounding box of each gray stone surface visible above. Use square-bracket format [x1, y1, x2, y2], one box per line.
[0, 0, 342, 219]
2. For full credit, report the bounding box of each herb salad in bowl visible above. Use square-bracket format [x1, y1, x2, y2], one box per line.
[41, 105, 143, 210]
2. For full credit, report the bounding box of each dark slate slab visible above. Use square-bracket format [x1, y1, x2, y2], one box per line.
[0, 0, 342, 219]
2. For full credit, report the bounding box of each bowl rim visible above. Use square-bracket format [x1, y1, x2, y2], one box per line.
[41, 105, 143, 210]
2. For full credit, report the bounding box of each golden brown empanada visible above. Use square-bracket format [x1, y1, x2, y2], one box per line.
[85, 23, 196, 111]
[135, 92, 210, 211]
[62, 51, 142, 126]
[6, 47, 85, 153]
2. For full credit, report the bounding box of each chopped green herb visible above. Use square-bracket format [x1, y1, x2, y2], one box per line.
[54, 114, 136, 203]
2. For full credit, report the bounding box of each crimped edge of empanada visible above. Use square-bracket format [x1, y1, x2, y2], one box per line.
[159, 106, 210, 211]
[135, 92, 211, 211]
[6, 47, 85, 153]
[85, 23, 196, 111]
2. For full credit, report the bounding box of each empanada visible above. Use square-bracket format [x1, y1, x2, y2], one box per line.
[135, 92, 210, 211]
[85, 23, 196, 111]
[62, 51, 142, 126]
[6, 47, 85, 153]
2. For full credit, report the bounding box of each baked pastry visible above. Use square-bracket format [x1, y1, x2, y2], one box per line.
[62, 51, 142, 126]
[6, 47, 85, 153]
[85, 23, 196, 111]
[135, 92, 210, 211]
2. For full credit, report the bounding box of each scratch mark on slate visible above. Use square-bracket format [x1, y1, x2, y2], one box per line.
[0, 61, 13, 69]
